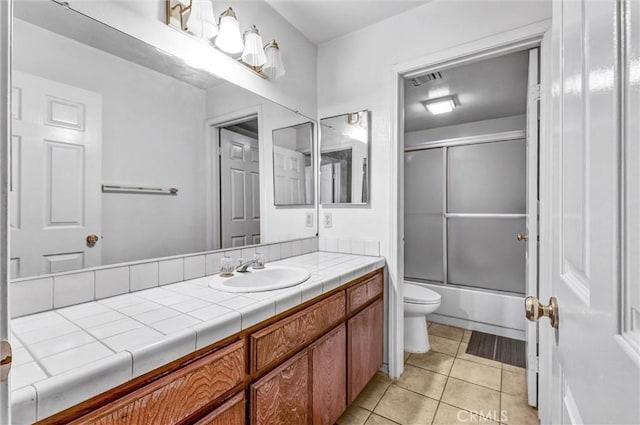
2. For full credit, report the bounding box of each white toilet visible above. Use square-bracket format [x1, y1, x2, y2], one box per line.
[403, 283, 442, 353]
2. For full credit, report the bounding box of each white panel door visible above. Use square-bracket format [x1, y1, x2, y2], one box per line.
[220, 129, 260, 248]
[547, 0, 640, 423]
[273, 145, 305, 205]
[11, 72, 102, 278]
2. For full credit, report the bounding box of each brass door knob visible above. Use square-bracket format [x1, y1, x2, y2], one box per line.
[517, 233, 528, 241]
[525, 296, 559, 328]
[86, 234, 99, 247]
[0, 340, 12, 382]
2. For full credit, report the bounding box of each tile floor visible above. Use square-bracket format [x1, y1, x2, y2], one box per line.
[337, 323, 539, 425]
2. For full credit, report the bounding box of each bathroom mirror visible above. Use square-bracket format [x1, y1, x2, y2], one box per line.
[9, 0, 317, 279]
[272, 122, 315, 206]
[320, 110, 370, 205]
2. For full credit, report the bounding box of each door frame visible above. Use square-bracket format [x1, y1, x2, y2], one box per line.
[389, 18, 552, 412]
[204, 106, 264, 251]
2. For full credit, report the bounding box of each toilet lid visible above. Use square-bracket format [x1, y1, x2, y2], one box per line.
[404, 283, 441, 305]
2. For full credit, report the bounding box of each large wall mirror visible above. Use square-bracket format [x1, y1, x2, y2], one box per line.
[10, 1, 317, 279]
[320, 110, 370, 205]
[272, 122, 315, 206]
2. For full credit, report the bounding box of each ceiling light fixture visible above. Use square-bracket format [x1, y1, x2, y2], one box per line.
[242, 26, 267, 67]
[215, 7, 244, 54]
[263, 40, 285, 79]
[422, 96, 456, 115]
[187, 0, 218, 39]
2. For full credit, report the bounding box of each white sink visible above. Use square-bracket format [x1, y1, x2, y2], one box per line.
[208, 265, 311, 293]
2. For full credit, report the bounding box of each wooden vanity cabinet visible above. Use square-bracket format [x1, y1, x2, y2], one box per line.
[39, 268, 384, 425]
[250, 350, 310, 425]
[347, 299, 384, 404]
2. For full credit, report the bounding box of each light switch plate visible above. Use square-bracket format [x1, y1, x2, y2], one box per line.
[323, 212, 332, 228]
[305, 213, 313, 227]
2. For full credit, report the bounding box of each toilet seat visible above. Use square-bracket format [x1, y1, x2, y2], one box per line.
[404, 283, 441, 305]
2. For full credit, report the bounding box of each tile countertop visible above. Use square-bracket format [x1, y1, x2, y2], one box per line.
[10, 252, 386, 423]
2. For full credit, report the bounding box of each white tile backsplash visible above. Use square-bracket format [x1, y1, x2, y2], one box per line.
[95, 267, 130, 299]
[158, 259, 184, 286]
[53, 272, 95, 308]
[351, 240, 365, 255]
[11, 277, 53, 318]
[11, 237, 319, 317]
[338, 239, 351, 254]
[184, 255, 205, 280]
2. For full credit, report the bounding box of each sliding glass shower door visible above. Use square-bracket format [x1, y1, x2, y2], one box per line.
[404, 139, 527, 294]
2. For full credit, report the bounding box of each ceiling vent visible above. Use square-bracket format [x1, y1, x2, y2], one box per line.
[409, 72, 443, 87]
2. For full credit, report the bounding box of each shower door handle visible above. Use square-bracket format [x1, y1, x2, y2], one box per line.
[516, 233, 528, 241]
[525, 296, 559, 328]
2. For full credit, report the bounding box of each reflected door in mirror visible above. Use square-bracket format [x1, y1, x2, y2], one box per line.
[220, 129, 260, 248]
[272, 122, 314, 206]
[11, 71, 102, 278]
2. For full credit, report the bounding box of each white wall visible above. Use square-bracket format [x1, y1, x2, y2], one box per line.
[317, 0, 551, 260]
[72, 0, 317, 118]
[405, 114, 526, 146]
[206, 83, 317, 243]
[13, 19, 207, 265]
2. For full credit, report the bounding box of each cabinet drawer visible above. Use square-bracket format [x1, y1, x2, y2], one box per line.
[251, 349, 310, 425]
[194, 393, 246, 425]
[72, 341, 246, 425]
[346, 272, 383, 314]
[251, 292, 345, 374]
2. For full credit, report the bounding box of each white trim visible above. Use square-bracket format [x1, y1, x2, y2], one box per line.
[0, 0, 10, 420]
[390, 17, 552, 396]
[404, 129, 526, 151]
[204, 105, 264, 251]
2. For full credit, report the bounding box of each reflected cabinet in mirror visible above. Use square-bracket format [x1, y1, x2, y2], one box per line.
[320, 110, 370, 205]
[10, 1, 317, 279]
[272, 122, 315, 206]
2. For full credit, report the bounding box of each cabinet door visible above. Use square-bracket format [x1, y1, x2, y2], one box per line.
[194, 393, 245, 425]
[311, 324, 346, 425]
[347, 299, 383, 404]
[251, 350, 309, 425]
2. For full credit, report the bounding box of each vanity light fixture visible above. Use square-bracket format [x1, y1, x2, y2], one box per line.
[187, 0, 218, 39]
[215, 7, 244, 54]
[263, 40, 285, 79]
[242, 26, 267, 67]
[422, 96, 456, 115]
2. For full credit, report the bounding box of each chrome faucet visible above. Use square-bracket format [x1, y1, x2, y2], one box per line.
[236, 259, 258, 273]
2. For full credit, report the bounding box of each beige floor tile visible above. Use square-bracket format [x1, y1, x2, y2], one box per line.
[353, 372, 393, 411]
[374, 385, 438, 425]
[456, 342, 502, 369]
[433, 402, 498, 425]
[337, 404, 371, 425]
[407, 351, 455, 375]
[501, 392, 540, 425]
[403, 351, 411, 362]
[462, 330, 472, 343]
[395, 364, 448, 400]
[502, 363, 526, 375]
[449, 358, 502, 391]
[430, 335, 461, 356]
[429, 323, 465, 341]
[364, 413, 400, 425]
[441, 378, 500, 418]
[502, 369, 527, 399]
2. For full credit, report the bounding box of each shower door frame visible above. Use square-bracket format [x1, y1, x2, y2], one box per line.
[389, 19, 553, 422]
[404, 131, 527, 294]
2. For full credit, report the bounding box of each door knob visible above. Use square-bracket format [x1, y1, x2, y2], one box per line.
[86, 234, 99, 247]
[517, 233, 528, 241]
[525, 296, 559, 328]
[0, 340, 12, 381]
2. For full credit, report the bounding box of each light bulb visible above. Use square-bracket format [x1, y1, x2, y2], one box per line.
[215, 7, 244, 54]
[242, 26, 267, 67]
[187, 0, 218, 39]
[263, 40, 285, 78]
